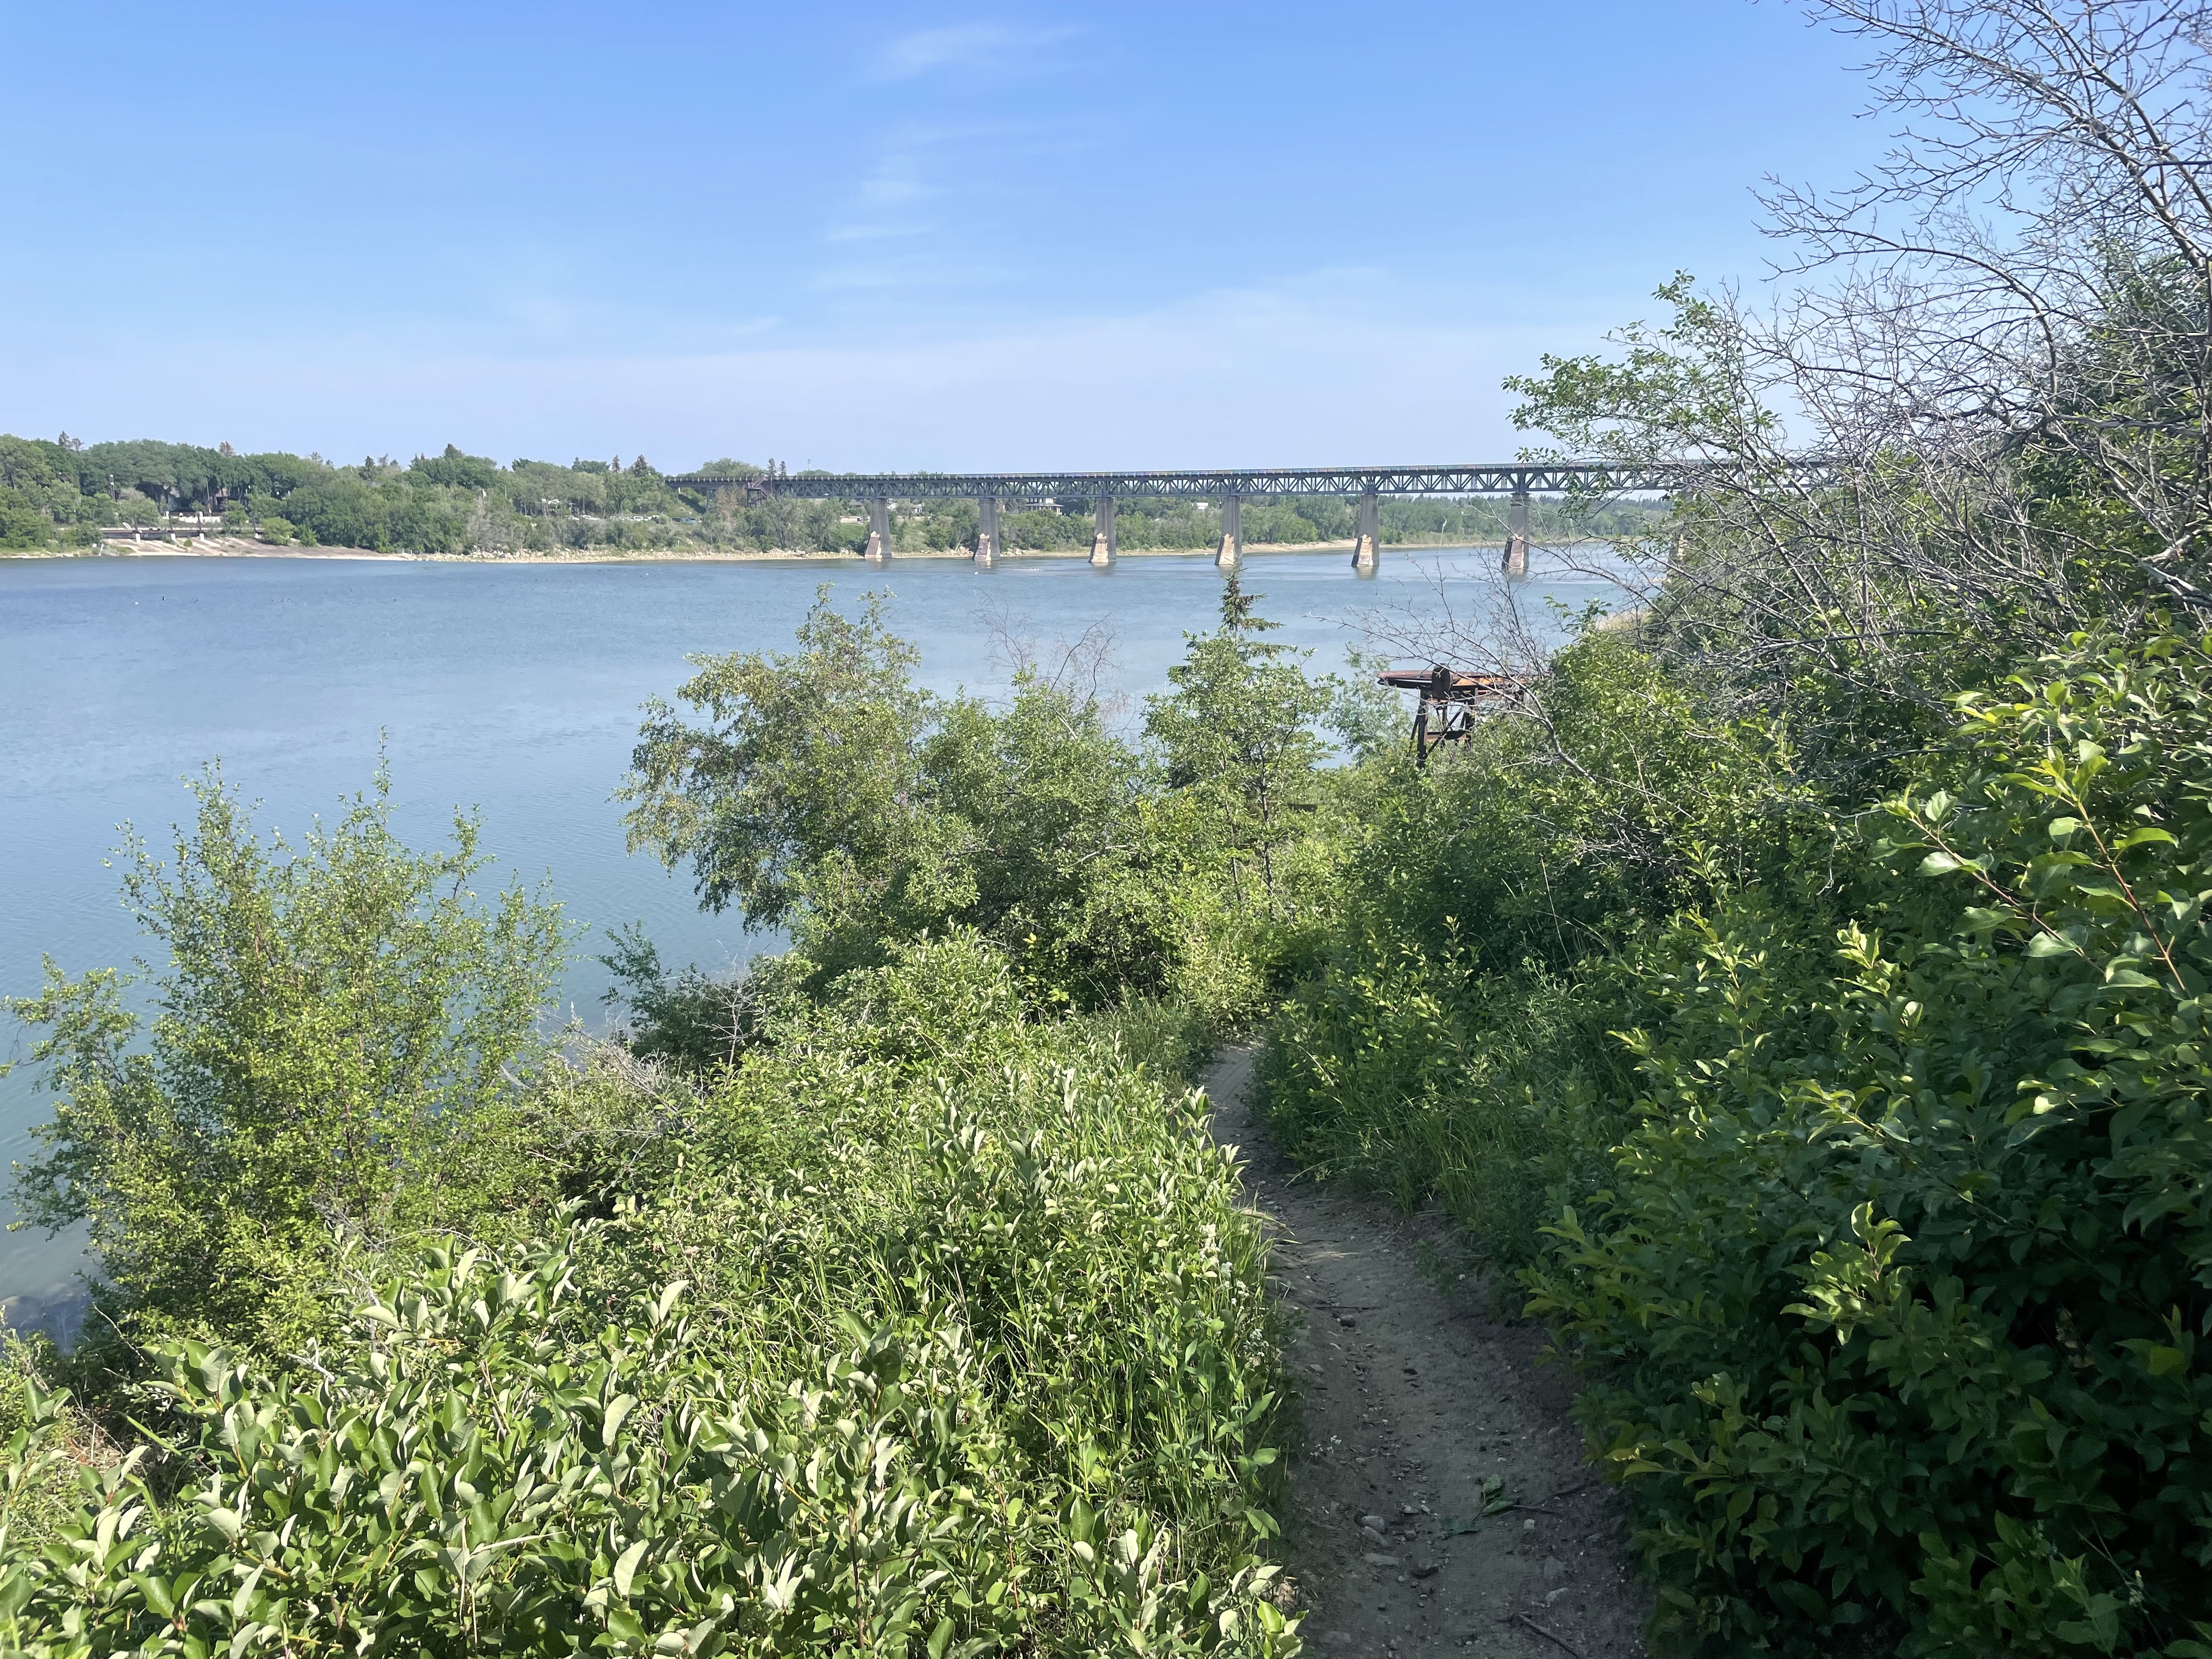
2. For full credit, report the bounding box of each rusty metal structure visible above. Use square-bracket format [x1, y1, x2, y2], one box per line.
[1379, 665, 1523, 764]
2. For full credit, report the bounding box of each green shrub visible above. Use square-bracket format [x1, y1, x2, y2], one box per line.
[1259, 631, 1810, 1260]
[0, 486, 52, 549]
[0, 1331, 106, 1558]
[620, 582, 1342, 1029]
[5, 768, 575, 1376]
[1528, 631, 2212, 1656]
[0, 935, 1296, 1657]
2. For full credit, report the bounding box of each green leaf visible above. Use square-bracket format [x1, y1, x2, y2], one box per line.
[1775, 1581, 1827, 1618]
[131, 1572, 176, 1619]
[651, 1280, 689, 1327]
[603, 1393, 637, 1448]
[613, 1538, 649, 1600]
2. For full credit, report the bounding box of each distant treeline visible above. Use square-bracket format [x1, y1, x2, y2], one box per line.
[0, 433, 1669, 556]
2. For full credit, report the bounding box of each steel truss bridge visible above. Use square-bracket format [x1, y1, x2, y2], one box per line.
[660, 459, 1836, 572]
[663, 460, 1835, 502]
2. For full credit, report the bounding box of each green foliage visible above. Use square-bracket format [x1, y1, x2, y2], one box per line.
[919, 673, 1160, 1006]
[1321, 651, 1412, 762]
[0, 935, 1296, 1658]
[0, 574, 1354, 1654]
[408, 443, 504, 492]
[1144, 574, 1329, 914]
[5, 768, 575, 1371]
[595, 924, 777, 1074]
[280, 471, 469, 555]
[0, 431, 1670, 559]
[619, 586, 1165, 994]
[0, 484, 52, 549]
[1263, 620, 2212, 1651]
[0, 1329, 103, 1556]
[1504, 274, 1774, 466]
[621, 583, 1342, 1014]
[1523, 631, 2212, 1654]
[1260, 631, 1810, 1259]
[0, 436, 716, 556]
[622, 589, 930, 935]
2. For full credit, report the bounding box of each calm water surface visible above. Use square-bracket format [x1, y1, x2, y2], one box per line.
[0, 546, 1609, 1314]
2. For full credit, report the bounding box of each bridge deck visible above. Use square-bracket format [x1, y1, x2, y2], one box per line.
[664, 460, 1834, 501]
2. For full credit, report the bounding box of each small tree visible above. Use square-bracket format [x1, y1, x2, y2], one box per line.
[5, 767, 573, 1363]
[620, 587, 935, 939]
[619, 588, 1161, 1001]
[1144, 572, 1328, 907]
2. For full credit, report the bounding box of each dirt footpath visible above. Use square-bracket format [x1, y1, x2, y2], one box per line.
[1201, 1050, 1650, 1659]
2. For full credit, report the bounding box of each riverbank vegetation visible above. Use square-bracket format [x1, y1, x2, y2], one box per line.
[0, 580, 1335, 1655]
[9, 3, 2212, 1655]
[0, 433, 1661, 558]
[1255, 4, 2212, 1654]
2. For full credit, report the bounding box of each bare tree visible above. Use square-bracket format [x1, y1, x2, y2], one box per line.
[1445, 1, 2212, 785]
[977, 596, 1127, 722]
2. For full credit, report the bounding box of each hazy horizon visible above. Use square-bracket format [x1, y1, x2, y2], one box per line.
[4, 1, 1887, 471]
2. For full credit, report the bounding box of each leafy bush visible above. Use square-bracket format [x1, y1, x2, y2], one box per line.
[5, 769, 575, 1374]
[0, 1330, 107, 1557]
[595, 923, 787, 1074]
[1260, 633, 1809, 1261]
[1527, 632, 2212, 1655]
[0, 574, 1352, 1655]
[0, 935, 1296, 1658]
[0, 485, 52, 549]
[622, 582, 1343, 1023]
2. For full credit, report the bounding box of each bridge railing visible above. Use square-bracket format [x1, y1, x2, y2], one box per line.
[661, 458, 1836, 572]
[662, 459, 1839, 502]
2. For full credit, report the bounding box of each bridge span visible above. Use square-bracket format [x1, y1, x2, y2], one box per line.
[663, 460, 1834, 574]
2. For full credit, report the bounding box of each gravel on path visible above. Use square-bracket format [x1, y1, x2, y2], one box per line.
[1201, 1048, 1651, 1659]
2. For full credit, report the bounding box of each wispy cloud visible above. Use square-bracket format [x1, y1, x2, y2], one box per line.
[820, 121, 986, 252]
[870, 22, 1079, 82]
[822, 135, 941, 246]
[820, 115, 1093, 278]
[17, 269, 1590, 470]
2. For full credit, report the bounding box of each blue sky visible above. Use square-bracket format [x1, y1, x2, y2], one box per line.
[1, 2, 1886, 471]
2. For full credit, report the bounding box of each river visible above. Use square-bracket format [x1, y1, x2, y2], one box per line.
[0, 545, 1613, 1321]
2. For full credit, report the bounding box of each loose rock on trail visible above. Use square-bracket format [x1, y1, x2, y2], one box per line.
[1201, 1049, 1651, 1659]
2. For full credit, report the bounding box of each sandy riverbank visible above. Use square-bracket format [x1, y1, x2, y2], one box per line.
[8, 534, 1517, 565]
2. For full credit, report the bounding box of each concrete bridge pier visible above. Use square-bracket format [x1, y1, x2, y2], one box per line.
[1091, 497, 1116, 566]
[1215, 494, 1243, 568]
[865, 496, 892, 561]
[1503, 488, 1530, 578]
[1351, 489, 1381, 571]
[975, 495, 1001, 562]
